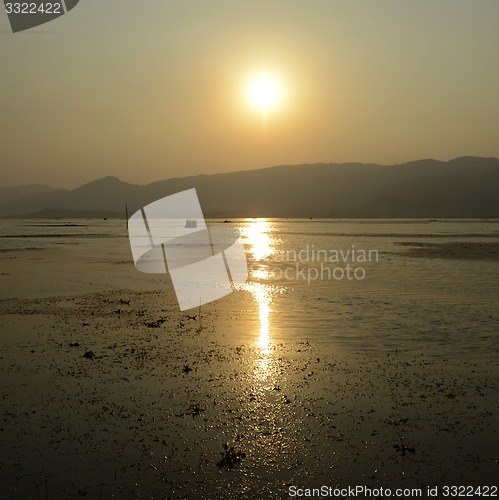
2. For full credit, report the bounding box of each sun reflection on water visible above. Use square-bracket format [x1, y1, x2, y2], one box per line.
[241, 219, 274, 261]
[241, 280, 273, 354]
[237, 219, 279, 363]
[235, 219, 286, 383]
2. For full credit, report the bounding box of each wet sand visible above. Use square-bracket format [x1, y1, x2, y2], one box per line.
[0, 287, 497, 498]
[397, 241, 499, 261]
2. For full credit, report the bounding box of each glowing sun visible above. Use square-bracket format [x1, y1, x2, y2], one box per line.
[246, 74, 283, 113]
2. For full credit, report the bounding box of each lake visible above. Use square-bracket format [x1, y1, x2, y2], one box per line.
[1, 218, 498, 356]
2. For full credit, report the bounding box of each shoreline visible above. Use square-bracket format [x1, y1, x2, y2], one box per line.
[1, 288, 497, 497]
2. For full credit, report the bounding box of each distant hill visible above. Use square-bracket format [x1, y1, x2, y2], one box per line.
[2, 157, 499, 218]
[0, 184, 62, 204]
[13, 208, 123, 219]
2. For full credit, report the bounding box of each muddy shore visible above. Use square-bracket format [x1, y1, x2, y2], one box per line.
[1, 288, 497, 498]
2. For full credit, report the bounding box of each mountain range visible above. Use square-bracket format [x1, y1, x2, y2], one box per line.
[2, 156, 499, 218]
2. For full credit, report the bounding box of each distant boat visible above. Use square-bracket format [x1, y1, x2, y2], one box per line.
[184, 219, 197, 228]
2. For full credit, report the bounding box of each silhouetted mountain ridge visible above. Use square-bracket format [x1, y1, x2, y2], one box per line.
[2, 157, 499, 218]
[0, 184, 61, 204]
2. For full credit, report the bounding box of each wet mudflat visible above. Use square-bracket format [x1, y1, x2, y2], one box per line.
[0, 289, 497, 498]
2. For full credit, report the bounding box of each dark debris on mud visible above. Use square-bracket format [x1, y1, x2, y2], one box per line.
[0, 289, 497, 498]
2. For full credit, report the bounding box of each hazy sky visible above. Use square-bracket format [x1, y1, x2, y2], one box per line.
[1, 0, 499, 188]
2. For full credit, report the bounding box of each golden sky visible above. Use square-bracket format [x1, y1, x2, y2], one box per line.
[1, 0, 499, 188]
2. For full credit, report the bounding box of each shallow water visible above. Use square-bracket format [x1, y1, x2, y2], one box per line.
[0, 220, 498, 497]
[1, 218, 498, 356]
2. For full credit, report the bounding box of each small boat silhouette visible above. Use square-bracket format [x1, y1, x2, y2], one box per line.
[184, 219, 197, 228]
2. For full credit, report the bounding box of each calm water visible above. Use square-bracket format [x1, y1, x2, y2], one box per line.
[1, 218, 498, 356]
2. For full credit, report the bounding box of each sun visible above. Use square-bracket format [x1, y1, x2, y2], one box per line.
[246, 74, 283, 113]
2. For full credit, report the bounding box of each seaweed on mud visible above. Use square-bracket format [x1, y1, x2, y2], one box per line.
[216, 443, 246, 469]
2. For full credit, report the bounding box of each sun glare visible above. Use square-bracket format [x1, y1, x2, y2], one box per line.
[246, 74, 283, 113]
